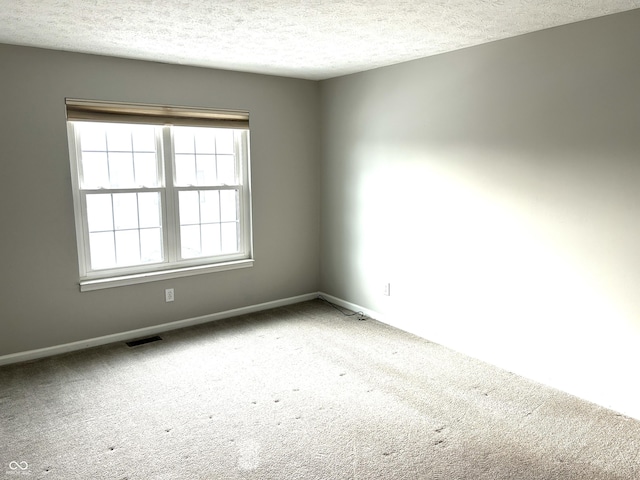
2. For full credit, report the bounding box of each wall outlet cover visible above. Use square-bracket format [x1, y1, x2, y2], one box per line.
[165, 288, 175, 302]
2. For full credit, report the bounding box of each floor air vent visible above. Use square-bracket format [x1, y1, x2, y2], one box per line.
[126, 335, 163, 347]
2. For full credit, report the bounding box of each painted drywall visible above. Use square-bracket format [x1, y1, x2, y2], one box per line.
[0, 45, 320, 356]
[320, 9, 640, 419]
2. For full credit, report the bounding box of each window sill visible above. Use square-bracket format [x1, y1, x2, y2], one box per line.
[79, 259, 254, 292]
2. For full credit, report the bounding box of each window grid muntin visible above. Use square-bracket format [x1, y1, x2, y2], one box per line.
[176, 188, 240, 259]
[82, 189, 165, 271]
[172, 126, 239, 187]
[77, 122, 161, 190]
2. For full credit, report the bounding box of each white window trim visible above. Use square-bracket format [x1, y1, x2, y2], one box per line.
[79, 259, 254, 292]
[66, 100, 254, 291]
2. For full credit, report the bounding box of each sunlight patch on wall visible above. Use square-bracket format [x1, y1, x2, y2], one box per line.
[352, 144, 640, 418]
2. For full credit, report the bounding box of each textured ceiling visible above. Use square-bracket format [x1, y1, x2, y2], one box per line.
[1, 1, 640, 80]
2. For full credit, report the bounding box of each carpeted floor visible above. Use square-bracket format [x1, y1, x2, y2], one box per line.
[1, 299, 638, 479]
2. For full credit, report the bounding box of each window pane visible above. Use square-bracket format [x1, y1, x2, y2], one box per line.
[220, 190, 238, 222]
[217, 155, 236, 185]
[215, 130, 235, 154]
[201, 223, 221, 256]
[109, 152, 135, 188]
[78, 123, 107, 151]
[179, 191, 200, 225]
[194, 128, 216, 154]
[200, 191, 220, 223]
[173, 129, 195, 154]
[140, 228, 163, 263]
[131, 125, 156, 152]
[78, 122, 160, 190]
[115, 230, 140, 266]
[87, 193, 164, 270]
[180, 225, 201, 258]
[196, 154, 216, 185]
[175, 154, 196, 186]
[86, 194, 114, 232]
[221, 222, 238, 253]
[89, 232, 116, 269]
[134, 152, 158, 187]
[138, 193, 161, 228]
[106, 125, 133, 151]
[113, 193, 139, 230]
[175, 127, 239, 187]
[81, 152, 109, 188]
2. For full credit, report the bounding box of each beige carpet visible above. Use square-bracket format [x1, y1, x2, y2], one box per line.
[1, 299, 638, 479]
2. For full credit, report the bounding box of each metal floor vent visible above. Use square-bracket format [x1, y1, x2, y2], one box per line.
[126, 335, 163, 348]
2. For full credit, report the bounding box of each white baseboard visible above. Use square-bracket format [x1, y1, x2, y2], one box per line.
[0, 292, 319, 367]
[318, 292, 385, 323]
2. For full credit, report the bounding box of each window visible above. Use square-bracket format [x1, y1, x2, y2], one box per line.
[66, 99, 253, 291]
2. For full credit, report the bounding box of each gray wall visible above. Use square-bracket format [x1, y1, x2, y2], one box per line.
[320, 9, 640, 419]
[3, 10, 640, 419]
[0, 45, 320, 356]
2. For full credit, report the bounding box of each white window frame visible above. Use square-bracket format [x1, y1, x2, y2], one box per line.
[66, 99, 253, 291]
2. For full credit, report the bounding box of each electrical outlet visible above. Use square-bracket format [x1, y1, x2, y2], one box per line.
[165, 288, 174, 302]
[383, 283, 391, 296]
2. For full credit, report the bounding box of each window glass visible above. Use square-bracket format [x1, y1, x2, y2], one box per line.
[68, 109, 251, 285]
